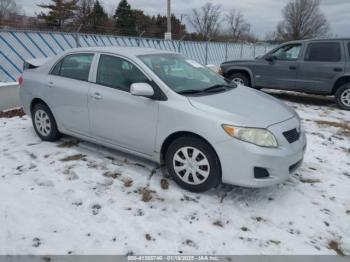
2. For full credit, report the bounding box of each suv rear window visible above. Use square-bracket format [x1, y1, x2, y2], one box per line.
[305, 43, 341, 62]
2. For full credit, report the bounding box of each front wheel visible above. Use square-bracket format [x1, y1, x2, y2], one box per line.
[165, 136, 221, 192]
[228, 73, 250, 86]
[335, 84, 350, 110]
[31, 103, 61, 141]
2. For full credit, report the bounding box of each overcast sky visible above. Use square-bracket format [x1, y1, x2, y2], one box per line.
[16, 0, 350, 38]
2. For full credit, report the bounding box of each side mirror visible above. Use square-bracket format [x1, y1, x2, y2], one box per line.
[130, 83, 154, 98]
[265, 55, 275, 62]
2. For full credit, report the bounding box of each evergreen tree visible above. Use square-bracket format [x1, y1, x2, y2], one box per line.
[150, 14, 186, 39]
[37, 0, 78, 29]
[87, 0, 108, 33]
[113, 0, 136, 35]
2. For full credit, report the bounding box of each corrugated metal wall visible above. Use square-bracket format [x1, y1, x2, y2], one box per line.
[0, 30, 275, 82]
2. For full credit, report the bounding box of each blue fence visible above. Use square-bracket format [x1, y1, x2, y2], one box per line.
[0, 30, 275, 82]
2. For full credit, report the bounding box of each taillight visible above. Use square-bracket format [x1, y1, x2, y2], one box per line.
[18, 76, 24, 88]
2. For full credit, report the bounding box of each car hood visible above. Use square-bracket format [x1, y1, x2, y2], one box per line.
[188, 86, 296, 128]
[221, 59, 256, 65]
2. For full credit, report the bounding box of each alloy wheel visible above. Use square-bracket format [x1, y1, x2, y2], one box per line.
[340, 88, 350, 107]
[231, 77, 245, 85]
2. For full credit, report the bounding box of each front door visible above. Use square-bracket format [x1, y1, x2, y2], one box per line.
[255, 44, 302, 90]
[88, 54, 159, 155]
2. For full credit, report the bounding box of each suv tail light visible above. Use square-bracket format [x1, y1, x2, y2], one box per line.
[18, 76, 24, 88]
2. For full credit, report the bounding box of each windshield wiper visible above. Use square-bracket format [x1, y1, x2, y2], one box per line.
[177, 84, 236, 95]
[202, 84, 236, 93]
[177, 89, 203, 95]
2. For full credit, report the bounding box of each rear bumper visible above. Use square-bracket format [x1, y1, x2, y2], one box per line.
[213, 117, 307, 188]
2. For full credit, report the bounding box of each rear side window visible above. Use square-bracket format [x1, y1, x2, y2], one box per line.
[96, 55, 148, 92]
[305, 43, 341, 62]
[51, 61, 62, 75]
[52, 53, 94, 81]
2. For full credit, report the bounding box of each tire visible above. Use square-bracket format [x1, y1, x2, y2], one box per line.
[335, 83, 350, 110]
[228, 73, 250, 87]
[31, 103, 61, 141]
[165, 136, 221, 192]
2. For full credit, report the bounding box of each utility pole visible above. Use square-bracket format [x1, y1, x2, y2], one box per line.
[165, 0, 172, 40]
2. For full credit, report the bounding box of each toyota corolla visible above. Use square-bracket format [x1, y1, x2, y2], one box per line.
[20, 47, 307, 192]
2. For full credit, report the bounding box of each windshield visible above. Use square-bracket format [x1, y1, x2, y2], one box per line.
[138, 53, 229, 94]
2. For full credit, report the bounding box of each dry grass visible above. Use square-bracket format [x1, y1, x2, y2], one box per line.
[314, 120, 350, 131]
[145, 234, 152, 241]
[299, 177, 321, 184]
[328, 240, 345, 256]
[212, 220, 223, 227]
[57, 140, 80, 148]
[160, 179, 169, 190]
[138, 187, 156, 202]
[102, 171, 121, 179]
[123, 178, 133, 188]
[60, 154, 86, 162]
[0, 108, 25, 118]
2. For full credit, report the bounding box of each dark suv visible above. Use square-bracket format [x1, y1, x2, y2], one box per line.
[220, 39, 350, 110]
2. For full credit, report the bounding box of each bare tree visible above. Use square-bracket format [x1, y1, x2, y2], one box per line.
[225, 9, 250, 41]
[188, 2, 221, 40]
[74, 0, 94, 29]
[277, 0, 329, 40]
[0, 0, 20, 23]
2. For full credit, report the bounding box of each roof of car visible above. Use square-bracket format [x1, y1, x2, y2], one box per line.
[64, 46, 175, 56]
[286, 38, 350, 45]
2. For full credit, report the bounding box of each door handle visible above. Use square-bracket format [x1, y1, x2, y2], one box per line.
[333, 68, 343, 72]
[289, 66, 297, 70]
[91, 92, 102, 100]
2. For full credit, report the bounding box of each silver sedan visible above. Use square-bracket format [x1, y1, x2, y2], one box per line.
[19, 47, 306, 192]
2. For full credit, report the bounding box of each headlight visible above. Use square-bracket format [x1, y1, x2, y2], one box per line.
[222, 125, 278, 148]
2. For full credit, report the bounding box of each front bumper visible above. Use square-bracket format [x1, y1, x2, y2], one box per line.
[213, 116, 307, 188]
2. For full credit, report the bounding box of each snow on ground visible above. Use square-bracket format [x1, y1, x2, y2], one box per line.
[0, 91, 350, 255]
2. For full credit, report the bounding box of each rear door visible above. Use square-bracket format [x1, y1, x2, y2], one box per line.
[255, 43, 302, 89]
[48, 53, 95, 136]
[296, 41, 346, 93]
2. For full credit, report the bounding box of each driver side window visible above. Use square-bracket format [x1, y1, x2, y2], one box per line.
[271, 44, 301, 61]
[96, 55, 149, 92]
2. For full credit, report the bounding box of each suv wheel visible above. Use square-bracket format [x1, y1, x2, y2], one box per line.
[335, 84, 350, 110]
[31, 103, 61, 141]
[165, 136, 221, 192]
[229, 73, 250, 86]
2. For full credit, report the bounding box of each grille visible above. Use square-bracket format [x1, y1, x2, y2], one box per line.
[283, 128, 300, 143]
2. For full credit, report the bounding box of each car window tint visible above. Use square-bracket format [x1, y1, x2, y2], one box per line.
[305, 43, 341, 62]
[59, 53, 94, 81]
[96, 55, 148, 92]
[272, 44, 301, 60]
[348, 43, 350, 57]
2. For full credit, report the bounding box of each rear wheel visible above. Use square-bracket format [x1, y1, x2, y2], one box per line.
[31, 103, 61, 141]
[228, 73, 250, 86]
[335, 83, 350, 110]
[165, 136, 221, 192]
